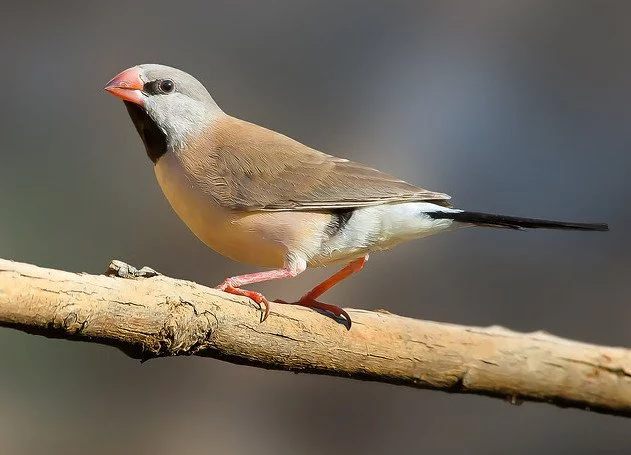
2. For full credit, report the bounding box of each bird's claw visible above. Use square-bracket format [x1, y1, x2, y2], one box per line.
[216, 283, 270, 322]
[275, 298, 351, 329]
[215, 282, 350, 328]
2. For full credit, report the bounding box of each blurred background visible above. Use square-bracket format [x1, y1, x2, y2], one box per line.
[1, 0, 629, 453]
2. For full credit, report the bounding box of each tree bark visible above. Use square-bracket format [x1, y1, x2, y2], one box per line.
[0, 258, 629, 417]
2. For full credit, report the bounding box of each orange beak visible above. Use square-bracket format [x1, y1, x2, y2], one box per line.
[104, 66, 145, 105]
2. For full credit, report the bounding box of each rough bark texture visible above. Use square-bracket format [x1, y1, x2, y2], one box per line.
[0, 258, 629, 417]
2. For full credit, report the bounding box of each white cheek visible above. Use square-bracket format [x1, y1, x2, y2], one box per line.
[145, 96, 208, 148]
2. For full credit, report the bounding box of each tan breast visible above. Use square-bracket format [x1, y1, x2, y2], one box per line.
[153, 151, 331, 268]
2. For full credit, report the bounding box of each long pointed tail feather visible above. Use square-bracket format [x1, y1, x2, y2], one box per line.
[427, 210, 609, 232]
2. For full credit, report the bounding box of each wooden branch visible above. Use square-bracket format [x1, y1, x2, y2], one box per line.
[0, 258, 629, 417]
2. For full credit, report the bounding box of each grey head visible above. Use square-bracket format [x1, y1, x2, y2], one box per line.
[105, 63, 223, 163]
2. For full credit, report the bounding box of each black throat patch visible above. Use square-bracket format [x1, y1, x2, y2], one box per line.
[123, 101, 167, 164]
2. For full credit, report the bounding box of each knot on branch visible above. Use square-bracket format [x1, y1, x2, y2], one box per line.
[105, 260, 160, 279]
[147, 297, 218, 359]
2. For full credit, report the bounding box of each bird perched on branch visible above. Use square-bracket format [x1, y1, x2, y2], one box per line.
[105, 64, 608, 328]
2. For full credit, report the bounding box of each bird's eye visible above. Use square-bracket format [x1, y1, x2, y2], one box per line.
[159, 79, 175, 93]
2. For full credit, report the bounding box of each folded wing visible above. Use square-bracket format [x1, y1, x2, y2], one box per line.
[190, 116, 452, 211]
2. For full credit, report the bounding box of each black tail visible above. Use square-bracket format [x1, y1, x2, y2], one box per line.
[427, 210, 609, 232]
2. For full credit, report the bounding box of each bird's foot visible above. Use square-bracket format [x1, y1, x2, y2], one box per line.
[216, 282, 270, 322]
[275, 297, 351, 329]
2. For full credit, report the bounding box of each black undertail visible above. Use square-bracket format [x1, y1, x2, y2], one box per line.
[426, 210, 609, 232]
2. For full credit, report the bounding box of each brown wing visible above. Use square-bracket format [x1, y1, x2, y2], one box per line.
[187, 116, 452, 211]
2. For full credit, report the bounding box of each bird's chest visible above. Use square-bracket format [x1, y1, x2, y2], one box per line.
[153, 153, 288, 267]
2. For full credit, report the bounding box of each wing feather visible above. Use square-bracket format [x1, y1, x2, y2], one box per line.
[186, 116, 452, 211]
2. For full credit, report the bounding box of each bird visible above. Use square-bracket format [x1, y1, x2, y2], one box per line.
[104, 63, 608, 328]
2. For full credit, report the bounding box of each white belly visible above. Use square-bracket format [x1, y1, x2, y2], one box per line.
[309, 202, 456, 266]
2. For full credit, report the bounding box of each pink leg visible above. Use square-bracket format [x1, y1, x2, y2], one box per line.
[216, 268, 299, 321]
[276, 255, 368, 328]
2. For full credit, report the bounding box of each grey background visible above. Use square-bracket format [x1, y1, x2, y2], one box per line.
[1, 1, 629, 453]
